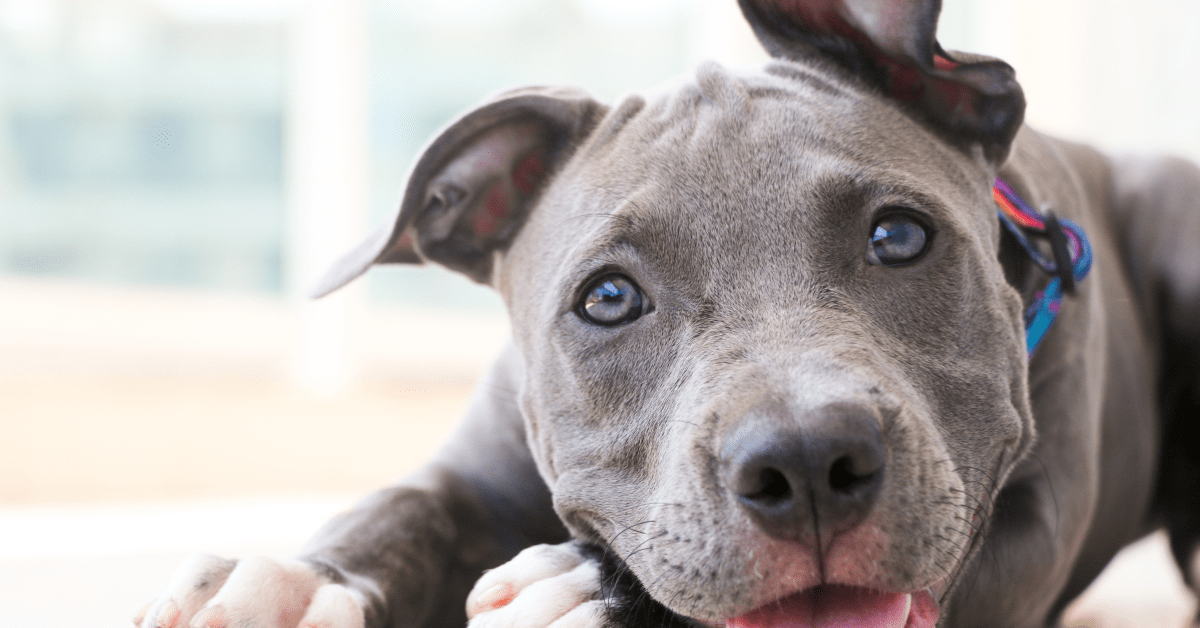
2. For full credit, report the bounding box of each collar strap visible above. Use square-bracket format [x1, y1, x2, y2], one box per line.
[993, 178, 1094, 356]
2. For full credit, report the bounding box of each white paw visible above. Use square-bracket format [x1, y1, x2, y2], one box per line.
[466, 543, 608, 628]
[134, 554, 366, 628]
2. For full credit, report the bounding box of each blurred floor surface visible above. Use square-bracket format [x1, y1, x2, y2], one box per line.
[0, 276, 508, 503]
[0, 373, 475, 503]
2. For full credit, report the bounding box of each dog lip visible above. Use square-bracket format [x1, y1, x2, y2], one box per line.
[723, 585, 939, 628]
[930, 575, 952, 599]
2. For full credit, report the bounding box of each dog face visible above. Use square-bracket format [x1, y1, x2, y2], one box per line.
[505, 61, 1033, 622]
[313, 0, 1035, 623]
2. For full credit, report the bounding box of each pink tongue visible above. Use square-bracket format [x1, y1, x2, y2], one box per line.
[726, 586, 934, 628]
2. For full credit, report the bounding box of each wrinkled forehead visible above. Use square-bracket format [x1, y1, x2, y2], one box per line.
[572, 63, 991, 238]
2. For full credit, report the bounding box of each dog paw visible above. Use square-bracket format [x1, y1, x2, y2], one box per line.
[133, 553, 366, 628]
[466, 543, 609, 628]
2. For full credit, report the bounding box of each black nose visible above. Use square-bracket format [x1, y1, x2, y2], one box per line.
[720, 403, 885, 540]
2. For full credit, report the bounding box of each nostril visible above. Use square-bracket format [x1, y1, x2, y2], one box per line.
[828, 455, 878, 493]
[754, 467, 792, 501]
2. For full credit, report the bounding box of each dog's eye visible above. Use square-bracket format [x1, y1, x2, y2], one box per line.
[579, 274, 645, 326]
[867, 214, 929, 266]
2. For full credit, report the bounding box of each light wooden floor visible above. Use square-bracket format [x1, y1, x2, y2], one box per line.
[0, 275, 509, 504]
[0, 374, 473, 504]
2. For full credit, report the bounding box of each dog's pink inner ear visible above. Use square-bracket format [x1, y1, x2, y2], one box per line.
[403, 123, 557, 283]
[740, 0, 1024, 162]
[360, 133, 551, 279]
[514, 152, 546, 194]
[470, 152, 544, 236]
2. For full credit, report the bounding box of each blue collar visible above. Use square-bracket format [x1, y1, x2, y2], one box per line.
[993, 178, 1094, 356]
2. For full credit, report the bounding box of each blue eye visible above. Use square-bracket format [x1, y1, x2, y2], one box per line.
[867, 214, 929, 266]
[579, 274, 645, 326]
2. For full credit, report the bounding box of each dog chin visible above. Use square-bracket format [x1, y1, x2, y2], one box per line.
[723, 585, 939, 628]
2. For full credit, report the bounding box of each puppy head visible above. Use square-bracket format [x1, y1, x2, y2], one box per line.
[504, 63, 1032, 624]
[315, 1, 1032, 625]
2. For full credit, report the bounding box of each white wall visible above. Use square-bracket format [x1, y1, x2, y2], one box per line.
[940, 0, 1200, 162]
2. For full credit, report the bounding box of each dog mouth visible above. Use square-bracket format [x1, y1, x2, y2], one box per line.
[724, 585, 939, 628]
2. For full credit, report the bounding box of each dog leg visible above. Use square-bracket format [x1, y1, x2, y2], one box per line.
[135, 345, 568, 628]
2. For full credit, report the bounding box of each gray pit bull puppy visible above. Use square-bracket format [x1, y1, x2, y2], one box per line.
[135, 1, 1200, 627]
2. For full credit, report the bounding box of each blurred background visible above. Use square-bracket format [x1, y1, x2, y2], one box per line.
[0, 0, 1197, 626]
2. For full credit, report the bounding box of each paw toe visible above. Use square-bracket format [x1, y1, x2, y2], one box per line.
[295, 583, 367, 628]
[468, 583, 519, 617]
[152, 600, 181, 628]
[188, 605, 228, 628]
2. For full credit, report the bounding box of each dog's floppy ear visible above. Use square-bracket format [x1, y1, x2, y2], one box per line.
[310, 86, 607, 297]
[739, 0, 1024, 163]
